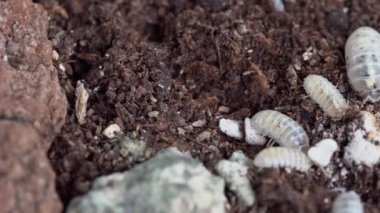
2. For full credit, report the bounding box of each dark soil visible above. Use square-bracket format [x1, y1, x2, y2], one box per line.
[35, 0, 380, 212]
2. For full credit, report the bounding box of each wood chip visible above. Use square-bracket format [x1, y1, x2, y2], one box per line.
[75, 81, 89, 124]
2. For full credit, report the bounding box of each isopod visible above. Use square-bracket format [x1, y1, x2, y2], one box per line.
[250, 110, 309, 149]
[253, 147, 311, 172]
[345, 26, 380, 103]
[303, 74, 347, 120]
[332, 191, 364, 213]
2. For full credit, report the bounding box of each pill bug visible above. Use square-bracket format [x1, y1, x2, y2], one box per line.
[253, 147, 311, 172]
[332, 191, 364, 213]
[250, 110, 309, 149]
[345, 26, 380, 103]
[303, 74, 347, 120]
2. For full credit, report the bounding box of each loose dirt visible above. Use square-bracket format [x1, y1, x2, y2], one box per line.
[35, 0, 380, 212]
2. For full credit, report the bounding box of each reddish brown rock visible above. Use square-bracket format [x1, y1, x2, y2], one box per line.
[0, 0, 67, 212]
[0, 121, 62, 213]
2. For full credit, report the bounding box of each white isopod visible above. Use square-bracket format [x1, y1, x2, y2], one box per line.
[303, 75, 347, 120]
[250, 110, 309, 149]
[332, 191, 364, 213]
[345, 26, 380, 103]
[253, 147, 311, 172]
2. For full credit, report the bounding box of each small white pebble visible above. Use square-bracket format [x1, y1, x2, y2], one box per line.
[79, 40, 87, 46]
[58, 63, 66, 72]
[332, 191, 363, 213]
[3, 54, 8, 62]
[177, 127, 186, 135]
[150, 96, 158, 103]
[219, 118, 243, 140]
[52, 50, 59, 61]
[102, 124, 122, 139]
[271, 0, 285, 12]
[244, 117, 266, 145]
[192, 120, 206, 128]
[307, 139, 339, 167]
[340, 168, 348, 177]
[148, 111, 159, 118]
[218, 106, 231, 113]
[294, 63, 301, 70]
[184, 125, 194, 131]
[303, 51, 313, 61]
[197, 131, 211, 142]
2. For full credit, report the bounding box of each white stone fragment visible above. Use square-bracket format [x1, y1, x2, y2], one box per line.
[307, 139, 339, 167]
[192, 120, 206, 127]
[244, 117, 266, 145]
[197, 131, 211, 142]
[332, 191, 364, 213]
[75, 81, 89, 124]
[344, 130, 380, 167]
[219, 118, 243, 140]
[52, 49, 59, 61]
[177, 127, 185, 135]
[216, 151, 255, 208]
[148, 111, 159, 118]
[303, 51, 313, 61]
[3, 54, 8, 62]
[102, 124, 122, 139]
[271, 0, 285, 12]
[66, 148, 226, 213]
[218, 106, 230, 113]
[58, 63, 66, 72]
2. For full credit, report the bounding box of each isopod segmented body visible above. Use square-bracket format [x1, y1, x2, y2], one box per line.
[250, 110, 309, 149]
[253, 147, 311, 172]
[345, 26, 380, 102]
[303, 75, 347, 120]
[332, 191, 364, 213]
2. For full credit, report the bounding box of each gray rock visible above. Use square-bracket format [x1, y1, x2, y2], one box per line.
[216, 151, 255, 208]
[118, 137, 146, 162]
[67, 147, 226, 213]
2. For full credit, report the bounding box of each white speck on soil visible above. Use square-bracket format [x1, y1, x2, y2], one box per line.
[102, 124, 122, 139]
[219, 118, 243, 140]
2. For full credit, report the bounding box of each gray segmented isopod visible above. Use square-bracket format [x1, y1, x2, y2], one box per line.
[332, 191, 364, 213]
[345, 26, 380, 102]
[250, 110, 309, 149]
[253, 147, 311, 172]
[303, 74, 347, 120]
